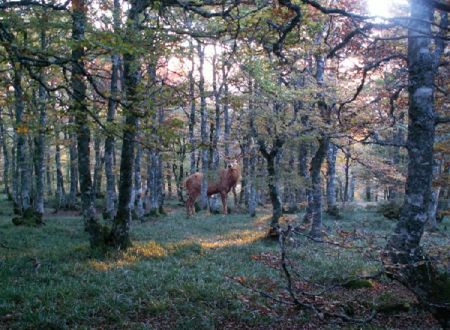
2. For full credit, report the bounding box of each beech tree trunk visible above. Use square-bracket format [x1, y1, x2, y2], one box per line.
[0, 108, 9, 196]
[326, 143, 337, 211]
[55, 141, 66, 210]
[110, 0, 147, 248]
[309, 137, 329, 238]
[198, 43, 209, 210]
[92, 133, 102, 199]
[33, 83, 46, 216]
[46, 151, 52, 196]
[68, 119, 78, 209]
[259, 138, 284, 232]
[385, 3, 449, 326]
[222, 63, 231, 159]
[103, 0, 120, 220]
[71, 0, 98, 242]
[13, 64, 32, 214]
[133, 139, 144, 220]
[188, 39, 196, 174]
[343, 148, 351, 203]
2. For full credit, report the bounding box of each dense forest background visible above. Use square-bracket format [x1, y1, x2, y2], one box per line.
[0, 0, 449, 328]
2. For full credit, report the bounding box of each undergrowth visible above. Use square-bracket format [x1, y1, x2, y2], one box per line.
[1, 196, 449, 329]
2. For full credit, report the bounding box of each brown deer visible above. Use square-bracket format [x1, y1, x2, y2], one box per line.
[185, 161, 240, 216]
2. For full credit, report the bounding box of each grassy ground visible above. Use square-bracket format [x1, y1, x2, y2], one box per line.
[1, 196, 449, 329]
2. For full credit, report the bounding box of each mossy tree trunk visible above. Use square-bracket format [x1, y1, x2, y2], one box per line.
[110, 0, 149, 248]
[326, 143, 337, 211]
[0, 108, 10, 196]
[13, 63, 32, 214]
[188, 38, 196, 175]
[259, 137, 284, 234]
[198, 43, 209, 210]
[71, 0, 100, 244]
[55, 141, 66, 210]
[385, 2, 449, 327]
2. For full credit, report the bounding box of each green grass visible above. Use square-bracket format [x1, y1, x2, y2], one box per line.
[1, 197, 449, 329]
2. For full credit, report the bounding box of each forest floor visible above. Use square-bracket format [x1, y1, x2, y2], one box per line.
[1, 196, 449, 329]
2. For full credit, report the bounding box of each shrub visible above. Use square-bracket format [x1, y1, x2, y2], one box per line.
[377, 201, 402, 220]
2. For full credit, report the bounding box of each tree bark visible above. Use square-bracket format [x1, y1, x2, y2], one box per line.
[309, 137, 329, 238]
[55, 140, 66, 210]
[103, 0, 121, 220]
[326, 143, 337, 211]
[259, 138, 284, 233]
[92, 133, 103, 199]
[13, 64, 32, 214]
[198, 43, 209, 210]
[68, 120, 78, 209]
[71, 0, 99, 243]
[188, 39, 197, 175]
[110, 0, 147, 248]
[0, 108, 10, 197]
[385, 6, 449, 326]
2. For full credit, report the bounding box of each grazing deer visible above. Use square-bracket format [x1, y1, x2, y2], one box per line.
[185, 160, 240, 216]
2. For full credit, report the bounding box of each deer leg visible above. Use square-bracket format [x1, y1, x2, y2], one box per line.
[186, 195, 194, 216]
[221, 192, 228, 215]
[232, 186, 238, 207]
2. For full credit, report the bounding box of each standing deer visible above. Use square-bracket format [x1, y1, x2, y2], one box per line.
[185, 161, 240, 216]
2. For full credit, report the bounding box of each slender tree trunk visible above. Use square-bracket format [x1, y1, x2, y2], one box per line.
[133, 138, 144, 220]
[198, 43, 209, 210]
[110, 1, 146, 248]
[68, 132, 78, 208]
[188, 39, 196, 174]
[13, 64, 32, 214]
[33, 85, 46, 216]
[71, 0, 99, 243]
[285, 152, 298, 213]
[104, 0, 120, 220]
[209, 49, 222, 212]
[309, 137, 329, 238]
[33, 29, 47, 217]
[326, 143, 337, 211]
[0, 108, 10, 196]
[92, 133, 102, 199]
[343, 149, 351, 203]
[222, 63, 231, 159]
[46, 151, 52, 196]
[246, 143, 257, 217]
[55, 141, 66, 210]
[68, 118, 78, 209]
[259, 138, 284, 234]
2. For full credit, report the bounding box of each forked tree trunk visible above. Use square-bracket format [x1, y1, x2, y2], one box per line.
[259, 138, 284, 233]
